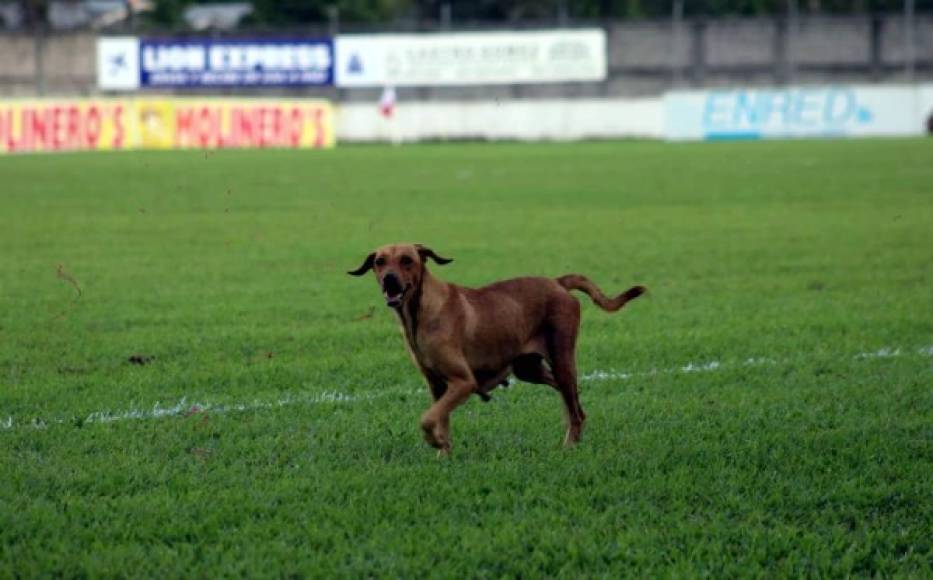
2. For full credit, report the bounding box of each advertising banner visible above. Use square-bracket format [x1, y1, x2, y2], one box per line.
[134, 99, 333, 149]
[0, 100, 129, 153]
[98, 37, 141, 91]
[0, 98, 334, 154]
[98, 37, 334, 90]
[335, 29, 606, 88]
[664, 86, 923, 141]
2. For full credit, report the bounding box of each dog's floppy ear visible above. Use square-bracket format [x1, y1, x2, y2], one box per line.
[416, 244, 453, 265]
[347, 252, 376, 276]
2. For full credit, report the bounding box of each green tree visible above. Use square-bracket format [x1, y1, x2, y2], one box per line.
[245, 0, 414, 25]
[141, 0, 192, 26]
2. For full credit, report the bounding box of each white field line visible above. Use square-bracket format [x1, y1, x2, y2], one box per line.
[583, 344, 932, 382]
[2, 345, 930, 432]
[584, 357, 770, 381]
[0, 388, 412, 432]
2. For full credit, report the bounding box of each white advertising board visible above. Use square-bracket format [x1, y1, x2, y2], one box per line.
[97, 36, 141, 91]
[665, 85, 925, 141]
[335, 29, 606, 88]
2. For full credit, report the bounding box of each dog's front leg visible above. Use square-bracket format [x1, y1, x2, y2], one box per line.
[420, 370, 475, 455]
[426, 376, 447, 401]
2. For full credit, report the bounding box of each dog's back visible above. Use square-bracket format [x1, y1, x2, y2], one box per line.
[445, 278, 558, 368]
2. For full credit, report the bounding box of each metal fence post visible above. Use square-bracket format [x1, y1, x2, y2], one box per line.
[775, 17, 787, 84]
[329, 6, 342, 105]
[786, 0, 798, 83]
[904, 0, 915, 81]
[125, 0, 134, 30]
[690, 19, 706, 86]
[602, 21, 612, 97]
[440, 3, 451, 29]
[671, 0, 684, 86]
[870, 15, 883, 81]
[34, 24, 45, 96]
[327, 5, 339, 37]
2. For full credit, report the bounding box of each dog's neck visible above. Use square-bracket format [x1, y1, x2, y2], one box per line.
[396, 269, 448, 353]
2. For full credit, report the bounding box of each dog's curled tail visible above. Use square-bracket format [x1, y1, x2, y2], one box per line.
[557, 275, 646, 313]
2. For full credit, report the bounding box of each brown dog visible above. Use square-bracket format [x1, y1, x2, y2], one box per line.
[349, 243, 645, 454]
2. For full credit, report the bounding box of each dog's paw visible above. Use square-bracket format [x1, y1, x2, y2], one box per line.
[422, 430, 442, 448]
[420, 415, 440, 447]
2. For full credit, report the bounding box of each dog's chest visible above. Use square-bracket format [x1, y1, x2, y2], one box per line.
[401, 323, 446, 368]
[396, 308, 450, 367]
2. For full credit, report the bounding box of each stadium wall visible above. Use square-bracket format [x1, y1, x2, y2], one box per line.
[2, 16, 933, 98]
[336, 98, 664, 142]
[334, 84, 933, 143]
[664, 84, 933, 141]
[2, 85, 930, 152]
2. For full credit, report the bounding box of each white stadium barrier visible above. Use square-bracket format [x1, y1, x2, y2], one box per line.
[922, 85, 933, 129]
[335, 84, 933, 143]
[335, 84, 932, 143]
[665, 84, 933, 141]
[336, 97, 664, 142]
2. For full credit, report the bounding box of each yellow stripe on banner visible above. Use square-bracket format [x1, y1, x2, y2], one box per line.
[0, 98, 335, 154]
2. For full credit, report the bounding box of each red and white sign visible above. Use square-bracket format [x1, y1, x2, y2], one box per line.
[0, 98, 335, 154]
[0, 101, 127, 153]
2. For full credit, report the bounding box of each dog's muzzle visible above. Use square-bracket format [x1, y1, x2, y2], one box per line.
[381, 273, 407, 308]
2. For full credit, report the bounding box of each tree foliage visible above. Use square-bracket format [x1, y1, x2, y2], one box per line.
[7, 0, 927, 29]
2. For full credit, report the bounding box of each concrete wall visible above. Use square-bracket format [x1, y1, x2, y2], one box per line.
[0, 32, 96, 96]
[1, 15, 931, 98]
[791, 18, 872, 65]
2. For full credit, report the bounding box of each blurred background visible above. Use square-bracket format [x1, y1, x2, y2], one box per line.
[1, 0, 932, 97]
[0, 0, 931, 146]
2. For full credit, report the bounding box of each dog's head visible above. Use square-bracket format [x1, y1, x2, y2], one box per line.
[347, 243, 453, 308]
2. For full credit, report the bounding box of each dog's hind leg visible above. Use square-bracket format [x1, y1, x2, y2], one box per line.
[545, 301, 586, 447]
[512, 353, 557, 387]
[473, 368, 509, 402]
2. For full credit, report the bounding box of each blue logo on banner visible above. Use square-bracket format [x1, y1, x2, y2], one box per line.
[701, 88, 874, 140]
[106, 52, 128, 75]
[347, 53, 363, 75]
[139, 38, 334, 88]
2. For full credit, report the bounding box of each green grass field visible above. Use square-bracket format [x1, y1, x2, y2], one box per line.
[1, 139, 931, 577]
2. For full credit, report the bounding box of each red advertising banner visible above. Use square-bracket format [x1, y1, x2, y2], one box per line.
[0, 98, 334, 154]
[0, 101, 127, 153]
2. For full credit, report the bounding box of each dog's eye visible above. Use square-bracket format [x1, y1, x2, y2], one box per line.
[400, 256, 414, 266]
[374, 257, 386, 267]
